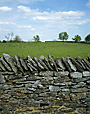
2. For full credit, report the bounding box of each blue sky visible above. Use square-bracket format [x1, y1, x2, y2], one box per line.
[0, 0, 90, 41]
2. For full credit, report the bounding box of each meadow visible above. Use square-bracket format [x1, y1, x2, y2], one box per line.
[0, 42, 90, 59]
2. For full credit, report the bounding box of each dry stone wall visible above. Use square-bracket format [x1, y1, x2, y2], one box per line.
[0, 53, 90, 114]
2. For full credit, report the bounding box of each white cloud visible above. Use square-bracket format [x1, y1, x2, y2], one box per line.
[17, 6, 89, 27]
[0, 6, 12, 12]
[18, 25, 35, 30]
[32, 10, 86, 24]
[86, 0, 90, 6]
[33, 16, 47, 20]
[18, 5, 39, 15]
[18, 6, 85, 21]
[0, 21, 15, 25]
[18, 25, 32, 28]
[18, 6, 31, 13]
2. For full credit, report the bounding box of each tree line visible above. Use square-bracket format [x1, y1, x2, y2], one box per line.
[0, 32, 90, 43]
[0, 32, 22, 43]
[58, 32, 90, 42]
[0, 33, 40, 43]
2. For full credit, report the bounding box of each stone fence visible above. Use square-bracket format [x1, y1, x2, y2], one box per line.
[0, 53, 90, 114]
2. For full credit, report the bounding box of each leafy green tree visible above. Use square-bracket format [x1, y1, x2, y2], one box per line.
[58, 32, 69, 41]
[85, 34, 90, 42]
[33, 35, 40, 42]
[72, 35, 81, 42]
[13, 35, 22, 42]
[2, 40, 7, 43]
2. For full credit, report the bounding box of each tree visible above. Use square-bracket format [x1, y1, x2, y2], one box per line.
[13, 35, 22, 42]
[2, 40, 7, 43]
[85, 34, 90, 42]
[11, 32, 14, 41]
[58, 32, 69, 41]
[72, 35, 81, 42]
[5, 32, 14, 42]
[33, 35, 40, 42]
[5, 33, 10, 42]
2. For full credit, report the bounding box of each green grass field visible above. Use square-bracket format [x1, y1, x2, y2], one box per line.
[0, 42, 90, 59]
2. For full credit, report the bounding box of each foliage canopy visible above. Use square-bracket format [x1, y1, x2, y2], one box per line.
[72, 35, 81, 42]
[85, 34, 90, 42]
[33, 35, 40, 42]
[58, 32, 69, 41]
[13, 35, 22, 42]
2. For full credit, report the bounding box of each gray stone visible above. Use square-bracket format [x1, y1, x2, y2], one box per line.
[83, 71, 90, 77]
[27, 63, 33, 72]
[38, 59, 49, 70]
[0, 57, 12, 71]
[62, 57, 72, 72]
[39, 71, 54, 76]
[54, 71, 69, 76]
[44, 57, 53, 70]
[40, 55, 45, 61]
[49, 85, 60, 91]
[27, 55, 38, 68]
[54, 59, 66, 70]
[14, 56, 23, 72]
[44, 76, 53, 81]
[48, 55, 58, 71]
[27, 62, 38, 71]
[0, 74, 6, 83]
[82, 59, 90, 71]
[61, 89, 69, 92]
[33, 57, 44, 70]
[3, 53, 18, 73]
[71, 82, 86, 88]
[87, 81, 90, 84]
[70, 72, 82, 78]
[72, 77, 90, 83]
[66, 57, 77, 72]
[19, 57, 28, 70]
[70, 87, 87, 93]
[27, 87, 36, 91]
[1, 72, 15, 75]
[54, 82, 66, 86]
[0, 61, 6, 71]
[83, 59, 90, 68]
[70, 58, 84, 72]
[76, 58, 86, 70]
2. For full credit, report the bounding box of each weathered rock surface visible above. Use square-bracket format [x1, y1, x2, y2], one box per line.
[54, 58, 66, 70]
[0, 70, 90, 114]
[0, 74, 6, 83]
[70, 72, 82, 78]
[0, 54, 90, 73]
[3, 53, 17, 73]
[33, 57, 44, 70]
[0, 61, 6, 71]
[19, 57, 28, 71]
[0, 54, 90, 113]
[0, 57, 12, 71]
[14, 55, 23, 73]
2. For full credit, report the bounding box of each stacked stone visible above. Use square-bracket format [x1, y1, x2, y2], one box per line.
[0, 53, 90, 74]
[0, 53, 90, 113]
[0, 70, 90, 113]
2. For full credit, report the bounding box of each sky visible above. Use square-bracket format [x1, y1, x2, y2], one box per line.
[0, 0, 90, 41]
